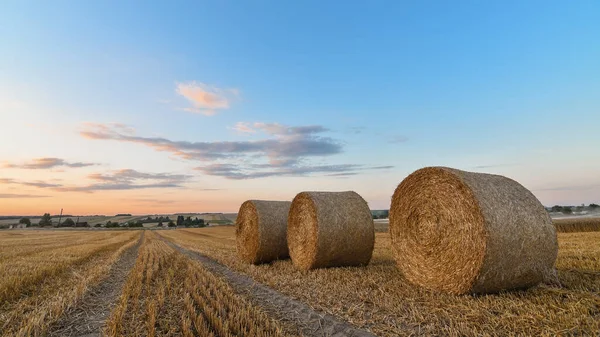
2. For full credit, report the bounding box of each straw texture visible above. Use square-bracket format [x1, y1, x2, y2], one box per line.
[236, 200, 292, 264]
[389, 167, 558, 294]
[287, 191, 375, 270]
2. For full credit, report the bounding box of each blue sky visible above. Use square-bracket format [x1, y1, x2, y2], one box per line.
[1, 1, 599, 214]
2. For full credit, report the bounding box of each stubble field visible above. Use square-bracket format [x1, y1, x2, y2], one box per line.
[1, 221, 598, 336]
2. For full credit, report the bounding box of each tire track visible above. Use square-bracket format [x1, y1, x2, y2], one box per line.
[48, 232, 144, 337]
[157, 233, 376, 337]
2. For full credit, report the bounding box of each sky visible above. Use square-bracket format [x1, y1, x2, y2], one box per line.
[1, 1, 599, 215]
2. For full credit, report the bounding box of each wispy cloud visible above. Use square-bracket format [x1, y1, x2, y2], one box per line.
[232, 122, 256, 134]
[81, 122, 342, 162]
[176, 81, 238, 116]
[0, 193, 51, 198]
[347, 126, 366, 134]
[81, 122, 394, 179]
[387, 135, 409, 144]
[0, 178, 62, 188]
[194, 163, 392, 180]
[3, 157, 99, 169]
[0, 169, 192, 193]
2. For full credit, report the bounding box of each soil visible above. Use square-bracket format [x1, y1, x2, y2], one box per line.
[160, 236, 376, 337]
[47, 233, 144, 337]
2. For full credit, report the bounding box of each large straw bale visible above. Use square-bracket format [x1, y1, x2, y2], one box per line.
[389, 167, 558, 294]
[287, 191, 374, 270]
[236, 200, 291, 264]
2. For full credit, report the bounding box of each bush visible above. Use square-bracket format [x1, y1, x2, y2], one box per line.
[106, 221, 120, 228]
[61, 218, 75, 227]
[19, 217, 31, 227]
[39, 213, 52, 227]
[127, 220, 143, 228]
[168, 220, 176, 227]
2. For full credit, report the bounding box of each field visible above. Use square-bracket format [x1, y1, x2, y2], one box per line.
[1, 222, 598, 336]
[0, 213, 235, 228]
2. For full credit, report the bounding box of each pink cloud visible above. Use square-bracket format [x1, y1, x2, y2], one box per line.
[232, 122, 256, 133]
[176, 81, 238, 116]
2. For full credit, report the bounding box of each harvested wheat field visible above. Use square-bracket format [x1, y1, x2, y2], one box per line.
[161, 226, 600, 336]
[1, 226, 598, 336]
[0, 230, 141, 335]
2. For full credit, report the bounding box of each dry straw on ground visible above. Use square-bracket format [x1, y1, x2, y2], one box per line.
[236, 200, 292, 264]
[389, 167, 559, 295]
[287, 191, 374, 270]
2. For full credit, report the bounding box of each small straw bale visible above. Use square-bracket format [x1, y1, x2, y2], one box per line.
[287, 191, 375, 270]
[236, 200, 292, 264]
[389, 167, 558, 295]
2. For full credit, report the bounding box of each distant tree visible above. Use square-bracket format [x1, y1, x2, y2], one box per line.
[176, 215, 184, 227]
[551, 205, 562, 213]
[589, 203, 600, 209]
[157, 221, 163, 227]
[165, 216, 171, 222]
[62, 218, 75, 227]
[562, 206, 573, 214]
[39, 213, 52, 227]
[168, 220, 176, 227]
[106, 221, 120, 228]
[19, 217, 31, 227]
[94, 223, 102, 228]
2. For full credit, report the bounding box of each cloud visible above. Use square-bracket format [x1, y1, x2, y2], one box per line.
[347, 126, 366, 134]
[56, 182, 182, 193]
[0, 178, 62, 188]
[195, 163, 392, 180]
[81, 122, 342, 162]
[232, 122, 256, 134]
[87, 169, 191, 184]
[0, 193, 51, 198]
[387, 135, 409, 144]
[58, 169, 193, 192]
[82, 122, 394, 180]
[0, 169, 192, 193]
[3, 157, 99, 169]
[176, 81, 238, 116]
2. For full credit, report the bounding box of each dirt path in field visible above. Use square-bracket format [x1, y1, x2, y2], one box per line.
[47, 232, 144, 337]
[160, 236, 376, 337]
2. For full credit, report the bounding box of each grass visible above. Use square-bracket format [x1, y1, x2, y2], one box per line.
[161, 226, 600, 336]
[105, 231, 286, 337]
[554, 217, 600, 232]
[0, 230, 140, 335]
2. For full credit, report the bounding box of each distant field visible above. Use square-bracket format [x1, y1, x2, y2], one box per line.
[553, 217, 600, 232]
[372, 217, 600, 233]
[0, 213, 235, 227]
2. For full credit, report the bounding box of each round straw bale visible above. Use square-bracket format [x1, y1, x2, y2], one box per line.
[389, 167, 558, 294]
[287, 191, 375, 270]
[236, 200, 291, 264]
